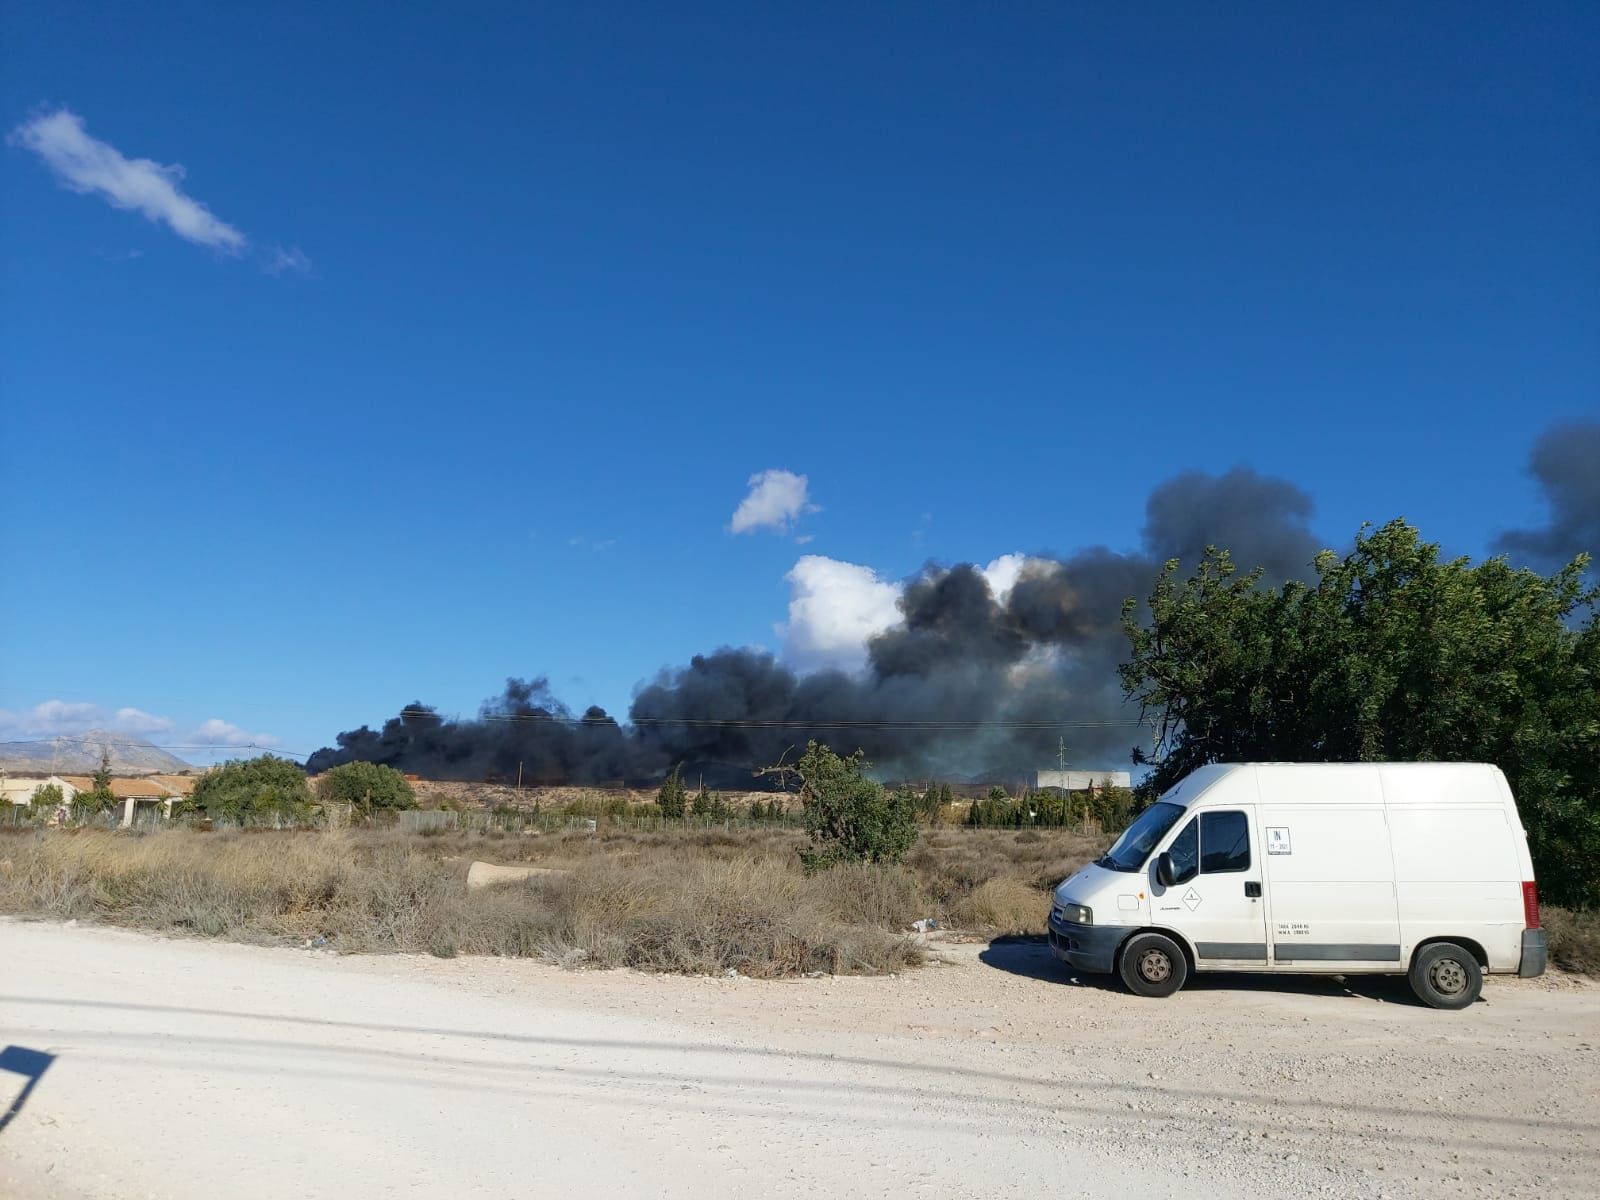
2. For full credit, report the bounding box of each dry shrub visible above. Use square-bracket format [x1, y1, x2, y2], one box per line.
[0, 828, 920, 976]
[532, 854, 920, 976]
[1545, 907, 1600, 976]
[0, 823, 1111, 972]
[951, 876, 1050, 936]
[813, 861, 925, 928]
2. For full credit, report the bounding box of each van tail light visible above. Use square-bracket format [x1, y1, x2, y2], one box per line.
[1522, 881, 1541, 929]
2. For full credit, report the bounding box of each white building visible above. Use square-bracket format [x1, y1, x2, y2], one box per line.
[0, 774, 79, 808]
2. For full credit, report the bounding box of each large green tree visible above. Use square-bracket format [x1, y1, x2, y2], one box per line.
[1120, 520, 1599, 905]
[189, 755, 313, 822]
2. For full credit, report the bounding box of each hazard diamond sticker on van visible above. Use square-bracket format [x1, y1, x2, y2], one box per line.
[1182, 887, 1202, 910]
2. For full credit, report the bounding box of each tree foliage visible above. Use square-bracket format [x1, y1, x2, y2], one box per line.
[1121, 519, 1600, 906]
[782, 741, 919, 870]
[29, 782, 65, 812]
[189, 755, 313, 822]
[655, 764, 687, 818]
[965, 786, 1135, 830]
[314, 761, 416, 812]
[75, 749, 117, 816]
[690, 785, 727, 819]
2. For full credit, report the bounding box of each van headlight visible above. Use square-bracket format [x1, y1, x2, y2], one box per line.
[1053, 902, 1093, 926]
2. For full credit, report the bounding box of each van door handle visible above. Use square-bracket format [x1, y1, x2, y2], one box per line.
[1244, 881, 1261, 898]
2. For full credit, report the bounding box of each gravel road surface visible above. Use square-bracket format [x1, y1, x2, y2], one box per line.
[1, 919, 1594, 1199]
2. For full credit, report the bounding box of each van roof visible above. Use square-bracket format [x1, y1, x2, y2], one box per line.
[1161, 762, 1507, 809]
[1216, 761, 1497, 769]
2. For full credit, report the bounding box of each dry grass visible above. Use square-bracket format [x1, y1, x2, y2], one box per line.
[0, 825, 1092, 976]
[1545, 907, 1600, 976]
[5, 824, 1585, 978]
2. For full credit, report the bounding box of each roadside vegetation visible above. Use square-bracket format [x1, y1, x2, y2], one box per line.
[183, 754, 316, 822]
[313, 760, 416, 813]
[2, 823, 1591, 975]
[0, 823, 1095, 974]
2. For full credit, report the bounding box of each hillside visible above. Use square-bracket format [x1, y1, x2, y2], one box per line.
[0, 730, 193, 775]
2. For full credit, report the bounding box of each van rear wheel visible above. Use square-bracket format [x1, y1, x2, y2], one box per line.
[1119, 933, 1188, 998]
[1409, 943, 1483, 1010]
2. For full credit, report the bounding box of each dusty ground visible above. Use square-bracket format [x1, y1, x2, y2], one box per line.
[1, 919, 1594, 1199]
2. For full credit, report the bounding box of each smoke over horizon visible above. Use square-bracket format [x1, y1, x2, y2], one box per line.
[1494, 421, 1600, 573]
[307, 467, 1328, 787]
[307, 429, 1598, 788]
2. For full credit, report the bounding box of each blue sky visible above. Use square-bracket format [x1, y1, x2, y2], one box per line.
[2, 2, 1596, 764]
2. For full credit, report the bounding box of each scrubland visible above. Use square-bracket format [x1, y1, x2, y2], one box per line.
[0, 824, 1100, 976]
[2, 823, 1593, 976]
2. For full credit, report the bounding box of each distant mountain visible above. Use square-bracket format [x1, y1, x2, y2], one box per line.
[0, 731, 194, 775]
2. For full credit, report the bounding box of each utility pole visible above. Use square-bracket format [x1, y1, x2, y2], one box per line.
[517, 761, 523, 790]
[1057, 736, 1076, 825]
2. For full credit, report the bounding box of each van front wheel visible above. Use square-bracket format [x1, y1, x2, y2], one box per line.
[1119, 933, 1188, 998]
[1409, 943, 1483, 1010]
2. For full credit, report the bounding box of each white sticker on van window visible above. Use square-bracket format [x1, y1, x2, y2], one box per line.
[1267, 827, 1292, 855]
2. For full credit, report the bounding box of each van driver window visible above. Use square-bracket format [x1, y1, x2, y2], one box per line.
[1168, 818, 1198, 879]
[1200, 810, 1250, 873]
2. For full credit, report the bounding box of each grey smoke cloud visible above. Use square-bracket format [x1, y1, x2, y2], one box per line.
[1143, 467, 1320, 580]
[1494, 421, 1600, 572]
[309, 466, 1328, 786]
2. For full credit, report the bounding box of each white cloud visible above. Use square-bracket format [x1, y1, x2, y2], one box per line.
[729, 469, 816, 536]
[10, 108, 247, 252]
[0, 700, 275, 760]
[194, 718, 278, 748]
[265, 244, 312, 276]
[980, 553, 1027, 605]
[0, 699, 103, 739]
[778, 555, 904, 672]
[111, 707, 174, 735]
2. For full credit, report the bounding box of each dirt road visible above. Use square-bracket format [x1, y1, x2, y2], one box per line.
[2, 919, 1595, 1199]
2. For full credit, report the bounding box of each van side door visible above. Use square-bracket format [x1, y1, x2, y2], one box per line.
[1149, 806, 1268, 965]
[1261, 795, 1401, 968]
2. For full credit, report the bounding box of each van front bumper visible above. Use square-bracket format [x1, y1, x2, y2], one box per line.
[1047, 915, 1123, 975]
[1519, 928, 1548, 978]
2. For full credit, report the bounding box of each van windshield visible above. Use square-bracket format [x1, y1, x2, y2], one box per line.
[1095, 802, 1185, 872]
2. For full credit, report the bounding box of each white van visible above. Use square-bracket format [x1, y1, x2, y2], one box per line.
[1048, 763, 1547, 1009]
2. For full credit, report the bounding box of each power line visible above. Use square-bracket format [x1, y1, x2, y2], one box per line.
[398, 707, 1149, 730]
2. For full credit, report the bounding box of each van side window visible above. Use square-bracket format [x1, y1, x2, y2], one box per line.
[1168, 818, 1198, 879]
[1200, 810, 1250, 873]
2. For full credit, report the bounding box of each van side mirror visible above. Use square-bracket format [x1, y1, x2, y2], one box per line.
[1156, 852, 1175, 888]
[1155, 852, 1195, 888]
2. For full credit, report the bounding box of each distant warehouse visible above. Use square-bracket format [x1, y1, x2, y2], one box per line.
[1036, 769, 1131, 791]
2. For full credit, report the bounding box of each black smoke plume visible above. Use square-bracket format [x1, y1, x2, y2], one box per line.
[307, 469, 1323, 786]
[1494, 420, 1600, 572]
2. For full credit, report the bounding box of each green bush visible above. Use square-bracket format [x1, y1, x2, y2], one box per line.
[314, 761, 416, 812]
[73, 749, 117, 818]
[29, 782, 65, 812]
[190, 755, 312, 822]
[787, 742, 919, 871]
